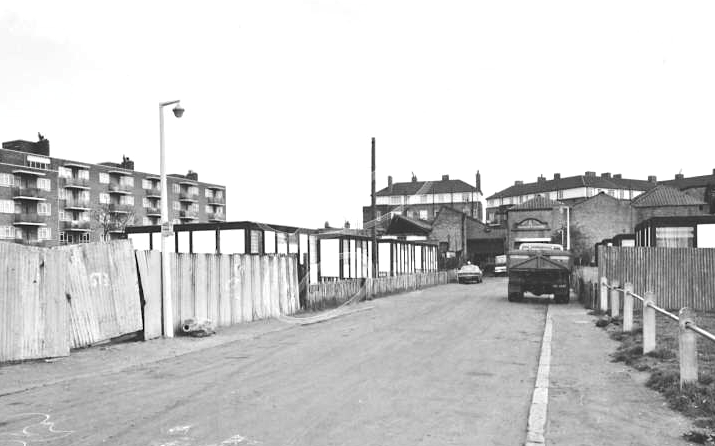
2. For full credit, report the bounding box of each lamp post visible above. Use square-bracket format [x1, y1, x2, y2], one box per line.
[159, 99, 184, 338]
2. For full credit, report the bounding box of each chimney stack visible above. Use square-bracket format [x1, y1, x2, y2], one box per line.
[675, 173, 685, 180]
[553, 173, 561, 180]
[441, 174, 449, 181]
[613, 174, 622, 179]
[411, 173, 417, 182]
[187, 170, 198, 181]
[585, 171, 596, 177]
[515, 180, 523, 186]
[388, 175, 393, 192]
[475, 170, 481, 193]
[601, 172, 611, 179]
[648, 175, 657, 183]
[537, 175, 546, 183]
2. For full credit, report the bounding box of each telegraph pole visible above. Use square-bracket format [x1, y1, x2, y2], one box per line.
[371, 137, 377, 278]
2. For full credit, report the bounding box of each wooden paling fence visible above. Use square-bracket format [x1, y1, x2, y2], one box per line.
[599, 247, 715, 311]
[307, 270, 457, 309]
[0, 241, 143, 362]
[135, 251, 300, 337]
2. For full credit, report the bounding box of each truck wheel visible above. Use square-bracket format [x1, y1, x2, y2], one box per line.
[555, 293, 570, 304]
[508, 292, 523, 302]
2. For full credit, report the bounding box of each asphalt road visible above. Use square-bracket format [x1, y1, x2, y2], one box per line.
[0, 278, 548, 446]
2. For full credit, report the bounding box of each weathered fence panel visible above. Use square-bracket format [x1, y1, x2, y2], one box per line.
[135, 252, 300, 334]
[599, 247, 715, 311]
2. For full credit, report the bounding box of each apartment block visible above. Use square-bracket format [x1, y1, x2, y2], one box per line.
[0, 137, 226, 246]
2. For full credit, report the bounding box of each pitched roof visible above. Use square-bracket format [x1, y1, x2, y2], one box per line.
[376, 178, 476, 197]
[660, 173, 715, 190]
[631, 185, 706, 207]
[487, 174, 655, 199]
[510, 195, 564, 210]
[385, 214, 433, 235]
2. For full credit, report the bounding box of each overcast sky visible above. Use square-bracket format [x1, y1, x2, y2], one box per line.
[2, 1, 714, 228]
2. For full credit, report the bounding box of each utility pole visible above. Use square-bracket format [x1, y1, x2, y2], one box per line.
[371, 137, 377, 279]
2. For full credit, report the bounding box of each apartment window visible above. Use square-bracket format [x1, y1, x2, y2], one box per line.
[0, 200, 14, 214]
[142, 179, 152, 190]
[120, 176, 134, 187]
[189, 186, 199, 196]
[37, 178, 51, 191]
[172, 183, 180, 194]
[121, 195, 134, 206]
[38, 227, 51, 240]
[190, 203, 199, 213]
[99, 172, 110, 184]
[173, 201, 180, 211]
[205, 205, 213, 214]
[215, 207, 223, 216]
[99, 193, 110, 204]
[143, 198, 151, 208]
[59, 167, 72, 178]
[15, 227, 23, 239]
[80, 233, 90, 243]
[215, 190, 223, 199]
[27, 155, 50, 170]
[0, 173, 13, 187]
[0, 226, 14, 239]
[80, 190, 90, 201]
[80, 211, 90, 222]
[59, 232, 66, 243]
[205, 189, 214, 198]
[37, 202, 51, 215]
[419, 210, 428, 220]
[78, 169, 89, 180]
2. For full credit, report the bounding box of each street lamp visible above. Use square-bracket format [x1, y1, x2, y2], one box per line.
[159, 99, 184, 337]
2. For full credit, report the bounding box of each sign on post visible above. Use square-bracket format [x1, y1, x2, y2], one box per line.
[161, 221, 174, 238]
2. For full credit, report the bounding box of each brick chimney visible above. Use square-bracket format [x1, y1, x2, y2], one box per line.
[537, 175, 546, 183]
[553, 173, 561, 180]
[613, 174, 622, 179]
[585, 171, 596, 177]
[388, 175, 393, 193]
[475, 170, 481, 193]
[648, 175, 657, 183]
[187, 170, 198, 181]
[601, 172, 611, 179]
[411, 173, 417, 182]
[441, 174, 449, 181]
[121, 155, 135, 170]
[515, 180, 523, 186]
[675, 173, 684, 180]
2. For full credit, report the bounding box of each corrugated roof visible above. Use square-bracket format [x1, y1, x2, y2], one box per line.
[487, 174, 656, 199]
[510, 195, 564, 210]
[376, 178, 476, 197]
[660, 173, 715, 190]
[631, 185, 706, 207]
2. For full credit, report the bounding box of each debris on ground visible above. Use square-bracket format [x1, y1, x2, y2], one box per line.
[181, 319, 216, 337]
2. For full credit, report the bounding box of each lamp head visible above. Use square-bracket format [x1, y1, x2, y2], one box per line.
[172, 105, 185, 118]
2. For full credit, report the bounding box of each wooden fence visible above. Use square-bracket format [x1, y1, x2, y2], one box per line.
[135, 252, 300, 337]
[0, 241, 143, 362]
[598, 247, 715, 311]
[306, 270, 457, 310]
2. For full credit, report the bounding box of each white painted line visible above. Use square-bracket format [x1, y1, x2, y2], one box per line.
[525, 305, 553, 446]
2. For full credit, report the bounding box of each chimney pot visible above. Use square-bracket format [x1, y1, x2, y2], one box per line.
[675, 173, 684, 180]
[537, 175, 546, 183]
[441, 174, 449, 181]
[553, 173, 561, 180]
[648, 175, 657, 183]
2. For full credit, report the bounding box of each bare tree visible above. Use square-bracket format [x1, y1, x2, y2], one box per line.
[91, 204, 136, 241]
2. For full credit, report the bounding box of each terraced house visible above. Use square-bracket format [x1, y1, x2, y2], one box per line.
[0, 137, 226, 246]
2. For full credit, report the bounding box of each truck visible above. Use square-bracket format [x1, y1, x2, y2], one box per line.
[506, 243, 573, 304]
[494, 255, 507, 276]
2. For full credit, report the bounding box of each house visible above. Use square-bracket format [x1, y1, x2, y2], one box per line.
[1, 136, 226, 246]
[362, 172, 483, 232]
[486, 171, 656, 225]
[659, 169, 715, 214]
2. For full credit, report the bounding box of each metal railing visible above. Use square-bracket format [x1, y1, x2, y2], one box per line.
[600, 277, 714, 387]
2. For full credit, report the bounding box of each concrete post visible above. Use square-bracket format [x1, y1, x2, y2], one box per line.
[600, 276, 608, 312]
[679, 307, 698, 388]
[623, 282, 634, 332]
[643, 292, 656, 354]
[610, 279, 620, 318]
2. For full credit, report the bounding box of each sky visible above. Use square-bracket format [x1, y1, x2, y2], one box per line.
[2, 1, 715, 229]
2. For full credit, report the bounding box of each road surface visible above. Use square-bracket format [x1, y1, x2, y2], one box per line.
[0, 278, 548, 446]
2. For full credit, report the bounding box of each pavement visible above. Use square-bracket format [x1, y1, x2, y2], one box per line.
[0, 285, 699, 445]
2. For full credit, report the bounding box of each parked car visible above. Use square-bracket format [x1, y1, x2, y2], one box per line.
[457, 263, 483, 284]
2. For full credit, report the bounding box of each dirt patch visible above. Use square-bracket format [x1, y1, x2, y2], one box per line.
[599, 312, 715, 444]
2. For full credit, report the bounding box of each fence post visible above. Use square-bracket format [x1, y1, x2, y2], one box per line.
[679, 307, 698, 388]
[600, 276, 608, 312]
[609, 279, 620, 318]
[643, 292, 656, 354]
[623, 282, 634, 332]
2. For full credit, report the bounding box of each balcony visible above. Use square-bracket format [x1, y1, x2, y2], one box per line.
[145, 187, 162, 198]
[108, 183, 133, 194]
[207, 212, 225, 222]
[63, 198, 91, 210]
[13, 213, 48, 226]
[179, 210, 198, 220]
[62, 220, 91, 231]
[12, 187, 47, 201]
[109, 203, 133, 214]
[179, 192, 199, 202]
[61, 177, 90, 189]
[207, 196, 225, 205]
[144, 207, 161, 217]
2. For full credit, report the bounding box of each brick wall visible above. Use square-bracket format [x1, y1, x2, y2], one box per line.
[506, 207, 565, 250]
[571, 193, 634, 263]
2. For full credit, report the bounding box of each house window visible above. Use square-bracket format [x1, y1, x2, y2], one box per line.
[80, 233, 90, 243]
[190, 203, 199, 213]
[59, 231, 66, 243]
[58, 167, 72, 178]
[78, 169, 89, 180]
[205, 205, 213, 214]
[0, 226, 15, 239]
[619, 190, 625, 199]
[142, 179, 152, 190]
[419, 210, 428, 220]
[172, 183, 180, 194]
[38, 227, 51, 240]
[557, 190, 564, 199]
[0, 173, 13, 187]
[173, 201, 180, 211]
[390, 196, 401, 205]
[99, 172, 110, 184]
[37, 178, 51, 191]
[37, 202, 51, 215]
[655, 227, 694, 248]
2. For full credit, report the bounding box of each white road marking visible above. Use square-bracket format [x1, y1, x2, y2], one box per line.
[526, 305, 553, 445]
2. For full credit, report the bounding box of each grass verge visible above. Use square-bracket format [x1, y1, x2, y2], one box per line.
[600, 312, 715, 444]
